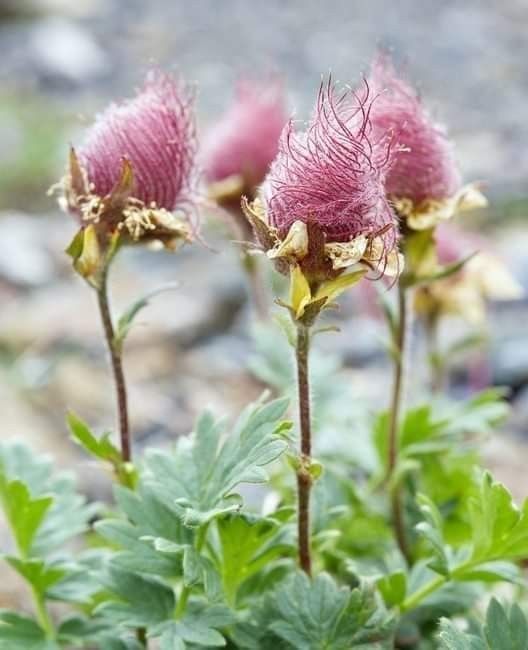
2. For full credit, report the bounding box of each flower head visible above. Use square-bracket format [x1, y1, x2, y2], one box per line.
[245, 78, 401, 280]
[56, 70, 197, 250]
[242, 78, 403, 322]
[203, 78, 287, 196]
[368, 54, 486, 230]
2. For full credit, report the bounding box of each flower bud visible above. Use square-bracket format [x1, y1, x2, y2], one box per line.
[242, 78, 403, 323]
[368, 54, 486, 230]
[54, 70, 197, 251]
[203, 78, 287, 198]
[244, 78, 402, 284]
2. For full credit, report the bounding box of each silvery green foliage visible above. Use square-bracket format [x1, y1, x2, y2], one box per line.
[1, 376, 526, 649]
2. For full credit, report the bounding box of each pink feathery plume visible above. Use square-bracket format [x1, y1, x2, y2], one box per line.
[203, 78, 287, 189]
[262, 77, 398, 253]
[369, 53, 461, 204]
[78, 70, 197, 212]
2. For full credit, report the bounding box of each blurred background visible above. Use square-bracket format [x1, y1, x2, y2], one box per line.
[1, 0, 528, 550]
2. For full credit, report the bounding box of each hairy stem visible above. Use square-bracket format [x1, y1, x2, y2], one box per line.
[97, 264, 131, 463]
[295, 323, 312, 576]
[387, 284, 412, 564]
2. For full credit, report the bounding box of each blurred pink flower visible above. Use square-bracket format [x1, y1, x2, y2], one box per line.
[369, 54, 461, 205]
[262, 78, 398, 255]
[203, 78, 287, 192]
[78, 70, 197, 212]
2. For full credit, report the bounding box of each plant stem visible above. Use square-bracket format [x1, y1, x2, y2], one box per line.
[97, 263, 131, 463]
[400, 574, 446, 613]
[400, 560, 475, 613]
[31, 585, 55, 639]
[175, 523, 209, 618]
[136, 627, 148, 647]
[387, 284, 412, 564]
[424, 314, 444, 394]
[295, 322, 312, 576]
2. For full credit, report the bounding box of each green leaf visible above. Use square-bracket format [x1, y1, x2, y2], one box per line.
[483, 598, 528, 650]
[155, 604, 234, 649]
[468, 472, 528, 563]
[0, 611, 59, 650]
[67, 411, 121, 464]
[5, 558, 65, 595]
[376, 570, 407, 608]
[444, 389, 510, 437]
[96, 568, 175, 628]
[437, 617, 485, 650]
[95, 482, 192, 578]
[0, 443, 96, 555]
[215, 512, 293, 606]
[114, 283, 179, 352]
[415, 494, 450, 576]
[264, 573, 393, 649]
[0, 476, 52, 557]
[143, 396, 289, 527]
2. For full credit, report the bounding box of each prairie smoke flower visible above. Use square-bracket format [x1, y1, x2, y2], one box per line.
[203, 78, 287, 201]
[243, 79, 402, 284]
[242, 79, 403, 323]
[55, 70, 197, 251]
[369, 55, 486, 230]
[415, 224, 522, 324]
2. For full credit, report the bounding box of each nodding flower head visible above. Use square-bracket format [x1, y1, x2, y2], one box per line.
[368, 54, 486, 230]
[242, 78, 402, 286]
[55, 70, 198, 250]
[203, 78, 287, 200]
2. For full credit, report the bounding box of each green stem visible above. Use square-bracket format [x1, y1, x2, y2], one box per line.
[424, 314, 444, 394]
[175, 523, 209, 619]
[97, 263, 131, 463]
[387, 284, 412, 564]
[31, 585, 55, 639]
[400, 560, 474, 613]
[400, 574, 446, 613]
[295, 322, 312, 576]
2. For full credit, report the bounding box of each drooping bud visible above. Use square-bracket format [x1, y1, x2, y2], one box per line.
[368, 54, 487, 230]
[54, 70, 198, 253]
[203, 78, 287, 198]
